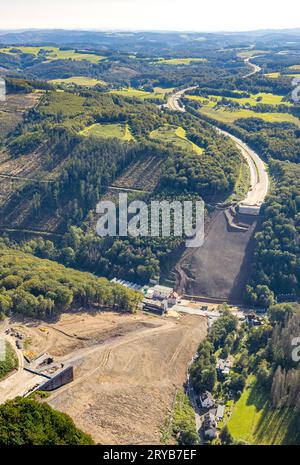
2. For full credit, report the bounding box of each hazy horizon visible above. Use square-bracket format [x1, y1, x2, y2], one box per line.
[0, 26, 300, 34]
[0, 0, 299, 32]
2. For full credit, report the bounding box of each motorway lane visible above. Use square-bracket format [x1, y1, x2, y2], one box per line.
[167, 87, 269, 209]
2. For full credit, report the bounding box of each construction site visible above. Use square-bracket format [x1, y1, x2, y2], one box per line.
[0, 310, 207, 444]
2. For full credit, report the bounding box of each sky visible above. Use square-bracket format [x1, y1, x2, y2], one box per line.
[0, 0, 299, 32]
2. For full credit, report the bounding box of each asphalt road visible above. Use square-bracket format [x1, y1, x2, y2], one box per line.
[243, 56, 262, 78]
[167, 86, 198, 112]
[167, 87, 269, 209]
[217, 128, 269, 207]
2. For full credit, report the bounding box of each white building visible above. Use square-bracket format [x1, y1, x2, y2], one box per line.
[167, 291, 179, 306]
[203, 412, 217, 439]
[216, 404, 225, 420]
[152, 285, 173, 300]
[199, 391, 215, 409]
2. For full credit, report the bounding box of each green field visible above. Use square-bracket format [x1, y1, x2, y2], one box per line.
[286, 74, 300, 78]
[0, 46, 105, 63]
[79, 123, 134, 141]
[153, 86, 175, 95]
[150, 125, 204, 154]
[227, 377, 299, 445]
[38, 91, 86, 116]
[264, 70, 300, 79]
[187, 93, 299, 125]
[109, 87, 165, 101]
[155, 57, 207, 65]
[187, 92, 291, 107]
[264, 72, 281, 78]
[49, 76, 107, 87]
[199, 104, 300, 126]
[237, 49, 268, 58]
[0, 341, 18, 380]
[229, 92, 291, 106]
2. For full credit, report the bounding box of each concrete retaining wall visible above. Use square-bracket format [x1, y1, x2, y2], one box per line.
[39, 366, 74, 391]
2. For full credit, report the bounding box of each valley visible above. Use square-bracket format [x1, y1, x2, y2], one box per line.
[0, 27, 300, 446]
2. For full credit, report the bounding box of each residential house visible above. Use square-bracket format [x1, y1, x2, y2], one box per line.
[152, 285, 173, 300]
[203, 412, 217, 439]
[199, 391, 215, 409]
[167, 291, 179, 306]
[216, 404, 225, 420]
[216, 358, 232, 379]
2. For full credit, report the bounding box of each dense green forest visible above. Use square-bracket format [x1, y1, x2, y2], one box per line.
[0, 243, 142, 319]
[0, 398, 94, 445]
[0, 26, 300, 447]
[0, 83, 246, 284]
[246, 160, 300, 305]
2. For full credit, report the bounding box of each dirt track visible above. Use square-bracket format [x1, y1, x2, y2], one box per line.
[13, 312, 207, 444]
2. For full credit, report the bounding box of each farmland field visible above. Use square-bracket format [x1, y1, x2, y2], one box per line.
[153, 86, 175, 94]
[49, 76, 107, 87]
[0, 46, 105, 63]
[150, 125, 204, 154]
[109, 87, 165, 101]
[155, 57, 207, 65]
[79, 123, 134, 141]
[187, 92, 291, 106]
[264, 72, 281, 78]
[237, 49, 268, 58]
[227, 377, 300, 445]
[198, 104, 300, 126]
[264, 71, 300, 79]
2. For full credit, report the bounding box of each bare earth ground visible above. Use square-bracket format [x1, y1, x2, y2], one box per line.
[11, 311, 207, 444]
[176, 210, 262, 302]
[0, 93, 40, 139]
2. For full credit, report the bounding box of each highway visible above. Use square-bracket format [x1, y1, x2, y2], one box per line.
[216, 128, 269, 208]
[243, 56, 262, 78]
[167, 87, 269, 211]
[167, 86, 198, 112]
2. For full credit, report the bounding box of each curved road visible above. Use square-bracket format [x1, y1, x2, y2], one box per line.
[243, 56, 262, 78]
[167, 86, 198, 112]
[167, 88, 269, 211]
[217, 128, 269, 209]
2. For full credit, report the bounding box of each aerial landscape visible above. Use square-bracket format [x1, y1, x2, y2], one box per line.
[0, 0, 300, 454]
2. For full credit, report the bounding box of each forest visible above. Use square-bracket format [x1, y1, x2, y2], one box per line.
[0, 242, 142, 319]
[0, 398, 94, 445]
[0, 28, 300, 446]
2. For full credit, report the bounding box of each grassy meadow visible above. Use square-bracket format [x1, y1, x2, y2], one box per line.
[79, 123, 134, 141]
[0, 46, 105, 63]
[155, 57, 207, 65]
[109, 87, 165, 101]
[227, 377, 300, 445]
[186, 93, 300, 126]
[150, 125, 204, 154]
[49, 76, 107, 87]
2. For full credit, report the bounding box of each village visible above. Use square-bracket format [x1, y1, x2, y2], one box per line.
[0, 275, 266, 442]
[110, 277, 266, 442]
